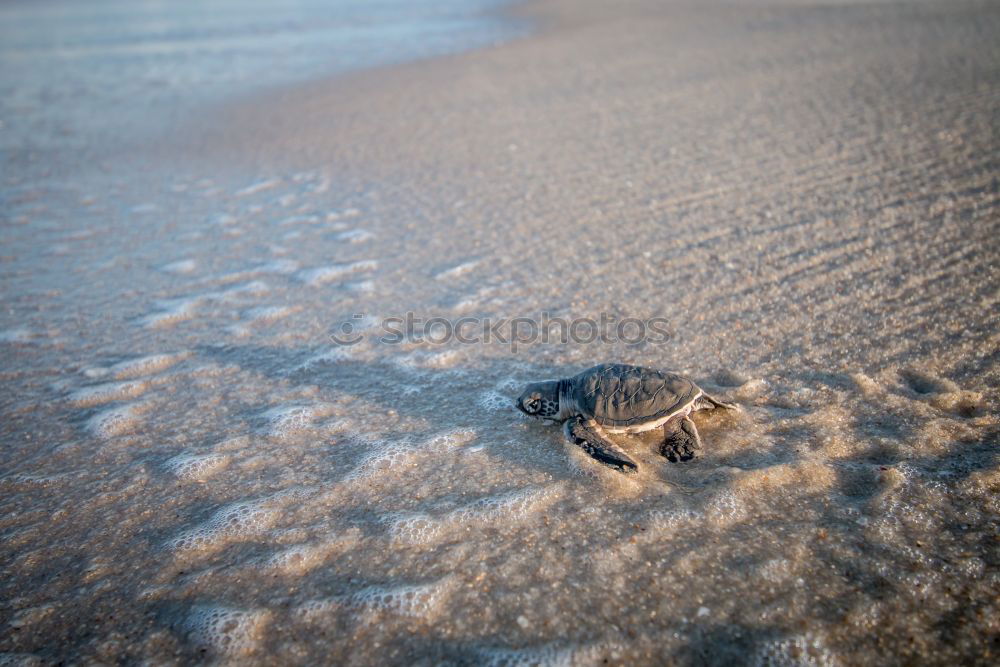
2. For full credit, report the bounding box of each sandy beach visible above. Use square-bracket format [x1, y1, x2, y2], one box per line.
[2, 0, 998, 664]
[186, 0, 1000, 376]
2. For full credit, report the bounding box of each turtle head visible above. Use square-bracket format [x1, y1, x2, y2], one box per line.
[516, 381, 562, 420]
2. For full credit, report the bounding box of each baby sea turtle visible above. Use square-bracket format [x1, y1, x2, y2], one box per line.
[516, 363, 737, 472]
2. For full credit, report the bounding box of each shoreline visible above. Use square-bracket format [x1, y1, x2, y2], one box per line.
[1, 0, 528, 185]
[173, 0, 999, 382]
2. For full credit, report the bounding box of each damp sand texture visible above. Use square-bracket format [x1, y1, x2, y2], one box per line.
[2, 0, 999, 665]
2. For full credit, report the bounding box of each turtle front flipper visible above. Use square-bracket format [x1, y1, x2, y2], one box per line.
[563, 416, 637, 473]
[660, 415, 702, 463]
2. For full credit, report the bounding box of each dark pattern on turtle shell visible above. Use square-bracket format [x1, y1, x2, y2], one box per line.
[571, 363, 698, 428]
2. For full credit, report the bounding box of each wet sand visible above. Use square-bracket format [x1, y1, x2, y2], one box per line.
[2, 0, 999, 664]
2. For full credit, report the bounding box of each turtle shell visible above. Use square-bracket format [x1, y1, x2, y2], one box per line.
[570, 363, 699, 429]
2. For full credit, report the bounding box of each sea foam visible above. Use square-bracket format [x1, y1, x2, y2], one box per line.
[183, 605, 270, 656]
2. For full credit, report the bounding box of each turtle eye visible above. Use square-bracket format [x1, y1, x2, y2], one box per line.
[524, 396, 542, 414]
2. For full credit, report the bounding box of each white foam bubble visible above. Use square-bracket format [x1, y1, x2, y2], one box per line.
[2, 473, 64, 488]
[278, 214, 319, 226]
[263, 542, 337, 575]
[86, 403, 145, 438]
[383, 512, 445, 544]
[751, 632, 838, 667]
[452, 489, 535, 522]
[165, 453, 230, 481]
[213, 435, 252, 452]
[347, 579, 454, 617]
[435, 260, 479, 280]
[257, 403, 334, 439]
[337, 229, 374, 243]
[0, 328, 36, 344]
[423, 349, 462, 368]
[109, 353, 187, 379]
[345, 440, 418, 481]
[345, 430, 477, 482]
[48, 243, 72, 256]
[140, 297, 201, 328]
[160, 259, 196, 274]
[297, 577, 454, 622]
[169, 499, 279, 552]
[235, 178, 280, 197]
[183, 605, 269, 656]
[216, 260, 299, 284]
[451, 485, 560, 524]
[423, 429, 478, 450]
[757, 558, 793, 583]
[291, 170, 317, 182]
[226, 324, 251, 338]
[221, 280, 271, 298]
[704, 491, 748, 526]
[476, 642, 620, 667]
[7, 604, 54, 633]
[296, 598, 340, 621]
[328, 207, 361, 219]
[734, 378, 769, 402]
[296, 260, 378, 286]
[69, 380, 149, 407]
[296, 347, 354, 370]
[261, 259, 303, 275]
[450, 295, 481, 312]
[476, 645, 576, 667]
[243, 305, 295, 323]
[496, 376, 529, 393]
[647, 508, 701, 531]
[478, 390, 513, 412]
[392, 348, 465, 371]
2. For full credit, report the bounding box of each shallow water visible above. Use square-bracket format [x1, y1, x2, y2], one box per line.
[0, 0, 519, 159]
[2, 0, 999, 665]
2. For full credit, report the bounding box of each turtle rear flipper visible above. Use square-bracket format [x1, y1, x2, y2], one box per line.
[660, 415, 701, 463]
[563, 416, 637, 473]
[696, 392, 737, 411]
